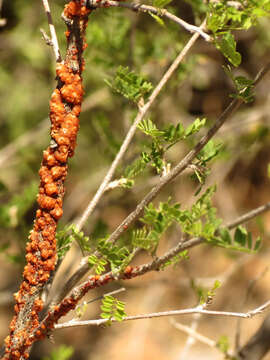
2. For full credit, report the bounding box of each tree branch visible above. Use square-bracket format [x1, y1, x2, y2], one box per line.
[90, 0, 211, 41]
[54, 299, 270, 329]
[41, 0, 62, 62]
[36, 198, 270, 338]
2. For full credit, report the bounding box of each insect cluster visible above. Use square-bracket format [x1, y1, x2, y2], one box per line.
[3, 2, 91, 359]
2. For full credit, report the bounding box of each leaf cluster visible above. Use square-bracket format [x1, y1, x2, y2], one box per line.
[105, 66, 153, 103]
[125, 117, 208, 179]
[100, 295, 126, 322]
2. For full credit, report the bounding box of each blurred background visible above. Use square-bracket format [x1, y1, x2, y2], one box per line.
[0, 0, 270, 359]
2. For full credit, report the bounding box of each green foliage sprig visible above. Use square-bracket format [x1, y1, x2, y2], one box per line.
[105, 66, 153, 103]
[42, 345, 74, 360]
[100, 295, 126, 323]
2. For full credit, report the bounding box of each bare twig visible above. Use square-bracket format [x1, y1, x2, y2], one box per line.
[85, 287, 125, 305]
[75, 21, 205, 231]
[226, 202, 270, 230]
[54, 299, 270, 329]
[90, 0, 211, 41]
[171, 319, 235, 358]
[178, 304, 207, 360]
[41, 0, 62, 62]
[235, 267, 269, 352]
[171, 318, 216, 348]
[237, 314, 270, 360]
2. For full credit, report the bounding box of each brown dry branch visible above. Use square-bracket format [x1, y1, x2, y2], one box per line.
[1, 1, 91, 359]
[33, 199, 270, 340]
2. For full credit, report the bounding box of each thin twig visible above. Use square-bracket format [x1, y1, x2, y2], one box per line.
[171, 319, 235, 358]
[54, 299, 270, 329]
[226, 202, 270, 230]
[75, 21, 205, 231]
[171, 319, 216, 348]
[235, 267, 269, 352]
[41, 0, 62, 62]
[86, 287, 125, 305]
[91, 0, 211, 41]
[179, 304, 207, 360]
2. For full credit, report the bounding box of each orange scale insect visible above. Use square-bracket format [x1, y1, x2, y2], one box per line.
[43, 259, 55, 271]
[41, 173, 53, 184]
[26, 274, 38, 286]
[37, 195, 56, 210]
[34, 298, 44, 312]
[41, 248, 53, 260]
[50, 88, 61, 101]
[36, 209, 42, 218]
[25, 253, 34, 263]
[39, 166, 50, 180]
[38, 240, 50, 251]
[11, 350, 21, 359]
[64, 2, 75, 17]
[44, 182, 58, 196]
[35, 330, 42, 339]
[56, 63, 69, 77]
[50, 206, 63, 220]
[54, 149, 69, 163]
[36, 217, 46, 229]
[124, 266, 133, 275]
[43, 150, 57, 167]
[51, 166, 66, 179]
[72, 105, 81, 116]
[55, 135, 70, 146]
[81, 6, 91, 16]
[14, 304, 19, 314]
[42, 228, 52, 238]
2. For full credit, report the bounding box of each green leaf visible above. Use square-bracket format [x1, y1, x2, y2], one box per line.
[149, 13, 165, 27]
[42, 345, 74, 360]
[105, 66, 153, 103]
[138, 119, 164, 138]
[217, 335, 230, 354]
[234, 226, 247, 246]
[100, 295, 127, 322]
[185, 118, 206, 137]
[254, 237, 261, 252]
[216, 32, 241, 67]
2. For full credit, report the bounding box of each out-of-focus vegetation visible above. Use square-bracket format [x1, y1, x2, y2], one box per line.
[0, 0, 270, 359]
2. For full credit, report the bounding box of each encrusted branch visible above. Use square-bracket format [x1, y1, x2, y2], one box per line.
[2, 2, 91, 359]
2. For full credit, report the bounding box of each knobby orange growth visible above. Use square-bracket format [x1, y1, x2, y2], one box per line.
[3, 2, 91, 359]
